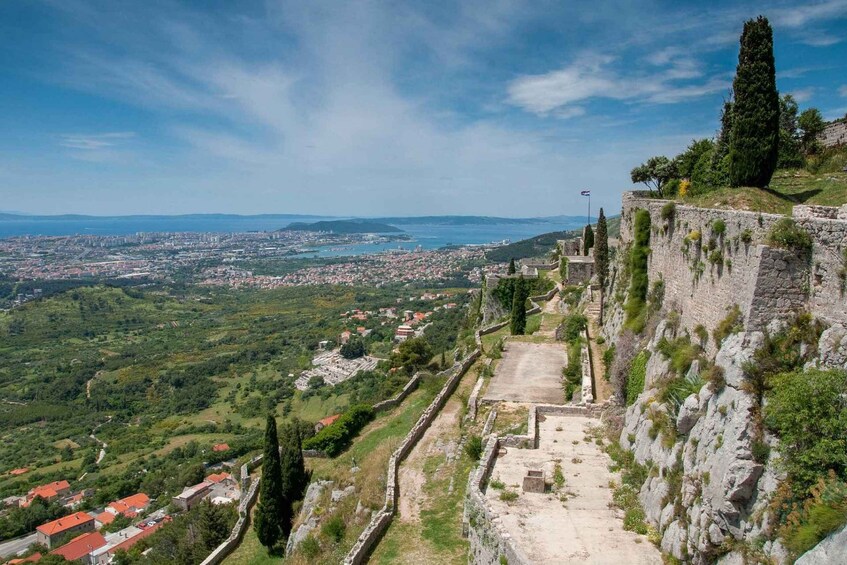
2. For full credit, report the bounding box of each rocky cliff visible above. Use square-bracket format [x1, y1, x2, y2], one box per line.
[601, 193, 847, 563]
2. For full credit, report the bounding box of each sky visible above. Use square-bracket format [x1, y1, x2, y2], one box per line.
[0, 0, 846, 217]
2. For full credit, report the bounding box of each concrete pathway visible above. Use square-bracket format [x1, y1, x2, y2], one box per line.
[485, 414, 662, 564]
[482, 341, 566, 405]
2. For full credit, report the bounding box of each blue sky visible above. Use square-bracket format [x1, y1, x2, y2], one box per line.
[1, 0, 845, 217]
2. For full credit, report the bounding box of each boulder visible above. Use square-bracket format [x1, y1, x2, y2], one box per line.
[796, 524, 847, 565]
[676, 394, 700, 434]
[714, 331, 763, 388]
[816, 324, 847, 369]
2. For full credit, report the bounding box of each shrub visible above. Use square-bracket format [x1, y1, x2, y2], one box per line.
[300, 534, 320, 559]
[678, 179, 690, 197]
[625, 209, 651, 332]
[713, 305, 743, 347]
[657, 335, 701, 376]
[764, 369, 847, 490]
[766, 218, 812, 253]
[626, 351, 649, 406]
[708, 250, 723, 265]
[465, 435, 483, 461]
[499, 490, 518, 502]
[321, 515, 346, 543]
[777, 473, 847, 558]
[693, 324, 708, 345]
[302, 404, 375, 457]
[661, 202, 676, 222]
[687, 229, 701, 242]
[705, 365, 726, 392]
[561, 313, 587, 342]
[712, 219, 727, 236]
[740, 229, 753, 244]
[489, 478, 505, 490]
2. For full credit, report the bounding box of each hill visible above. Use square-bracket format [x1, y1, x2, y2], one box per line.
[485, 215, 620, 263]
[284, 220, 403, 233]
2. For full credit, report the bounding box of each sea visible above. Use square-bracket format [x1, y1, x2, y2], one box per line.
[0, 215, 583, 257]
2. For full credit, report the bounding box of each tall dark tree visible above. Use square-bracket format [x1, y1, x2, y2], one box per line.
[510, 277, 528, 335]
[729, 16, 779, 188]
[507, 258, 516, 275]
[198, 500, 232, 550]
[254, 415, 285, 551]
[583, 225, 594, 255]
[595, 209, 609, 290]
[279, 423, 309, 540]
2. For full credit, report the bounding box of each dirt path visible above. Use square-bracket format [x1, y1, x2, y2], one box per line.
[396, 385, 463, 522]
[585, 292, 612, 402]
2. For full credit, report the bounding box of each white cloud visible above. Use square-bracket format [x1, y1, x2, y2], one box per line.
[771, 0, 847, 28]
[507, 53, 725, 116]
[792, 87, 816, 103]
[840, 85, 847, 97]
[59, 132, 136, 150]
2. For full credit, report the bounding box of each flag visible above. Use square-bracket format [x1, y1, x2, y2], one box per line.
[580, 190, 590, 196]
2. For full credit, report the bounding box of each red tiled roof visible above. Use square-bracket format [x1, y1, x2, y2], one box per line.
[108, 492, 150, 514]
[212, 443, 230, 452]
[319, 414, 341, 427]
[206, 472, 232, 484]
[9, 468, 29, 476]
[95, 511, 116, 526]
[36, 511, 93, 536]
[51, 531, 106, 561]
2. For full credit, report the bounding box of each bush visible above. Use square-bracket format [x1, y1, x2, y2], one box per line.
[625, 209, 651, 331]
[705, 365, 726, 392]
[657, 335, 701, 376]
[302, 404, 375, 457]
[300, 534, 320, 559]
[561, 314, 587, 342]
[340, 336, 366, 359]
[713, 305, 743, 347]
[766, 218, 812, 253]
[764, 369, 847, 490]
[661, 202, 676, 222]
[321, 515, 346, 543]
[626, 351, 649, 406]
[712, 219, 726, 236]
[499, 490, 518, 502]
[465, 435, 483, 460]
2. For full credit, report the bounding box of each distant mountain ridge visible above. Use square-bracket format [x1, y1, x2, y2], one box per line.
[285, 220, 402, 233]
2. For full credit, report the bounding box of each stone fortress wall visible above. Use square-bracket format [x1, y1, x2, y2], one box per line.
[820, 119, 847, 148]
[620, 192, 847, 353]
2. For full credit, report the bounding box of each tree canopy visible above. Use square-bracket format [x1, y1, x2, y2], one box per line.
[630, 156, 679, 196]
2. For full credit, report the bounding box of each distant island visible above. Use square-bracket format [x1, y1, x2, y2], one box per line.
[284, 220, 403, 234]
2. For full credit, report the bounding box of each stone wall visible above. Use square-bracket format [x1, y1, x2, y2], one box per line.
[372, 372, 422, 413]
[199, 475, 261, 565]
[819, 119, 847, 148]
[620, 192, 847, 353]
[342, 349, 481, 565]
[562, 256, 594, 285]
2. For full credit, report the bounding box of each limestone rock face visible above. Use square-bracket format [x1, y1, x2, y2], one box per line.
[795, 525, 847, 564]
[285, 480, 332, 555]
[816, 323, 847, 369]
[619, 329, 784, 564]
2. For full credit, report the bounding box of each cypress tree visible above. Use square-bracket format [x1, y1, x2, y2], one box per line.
[595, 209, 609, 290]
[279, 423, 308, 539]
[729, 16, 779, 188]
[583, 225, 594, 255]
[510, 277, 527, 335]
[254, 415, 285, 551]
[508, 258, 516, 274]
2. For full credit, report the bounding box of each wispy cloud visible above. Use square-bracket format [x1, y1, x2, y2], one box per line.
[771, 0, 847, 28]
[59, 132, 136, 150]
[507, 53, 727, 117]
[791, 87, 816, 103]
[839, 85, 847, 97]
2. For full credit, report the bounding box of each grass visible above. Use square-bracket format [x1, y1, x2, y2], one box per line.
[676, 169, 847, 215]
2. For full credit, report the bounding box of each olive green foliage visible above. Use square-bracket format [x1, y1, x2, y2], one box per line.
[729, 16, 779, 188]
[798, 108, 825, 155]
[465, 435, 483, 460]
[625, 209, 651, 331]
[764, 369, 847, 490]
[559, 256, 569, 281]
[626, 351, 649, 406]
[656, 335, 701, 377]
[660, 202, 676, 222]
[301, 404, 374, 457]
[321, 514, 347, 543]
[778, 94, 804, 169]
[630, 156, 679, 196]
[507, 258, 516, 275]
[583, 224, 594, 255]
[766, 218, 812, 253]
[713, 305, 743, 346]
[255, 415, 286, 550]
[560, 285, 583, 308]
[595, 209, 609, 289]
[676, 138, 715, 180]
[510, 277, 529, 336]
[340, 335, 366, 359]
[777, 474, 847, 558]
[561, 313, 587, 342]
[392, 337, 434, 375]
